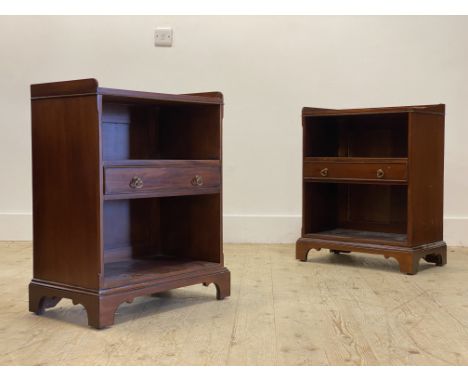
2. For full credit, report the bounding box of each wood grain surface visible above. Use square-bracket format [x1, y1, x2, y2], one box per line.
[303, 158, 408, 184]
[104, 161, 221, 198]
[299, 104, 445, 274]
[30, 80, 228, 328]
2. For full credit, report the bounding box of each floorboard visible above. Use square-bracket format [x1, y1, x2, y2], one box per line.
[0, 242, 467, 365]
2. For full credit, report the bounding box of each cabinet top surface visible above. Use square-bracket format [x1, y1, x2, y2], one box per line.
[302, 104, 445, 117]
[30, 78, 223, 105]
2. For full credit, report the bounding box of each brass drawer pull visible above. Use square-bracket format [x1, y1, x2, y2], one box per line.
[129, 176, 144, 189]
[191, 175, 204, 186]
[320, 168, 328, 177]
[376, 169, 385, 179]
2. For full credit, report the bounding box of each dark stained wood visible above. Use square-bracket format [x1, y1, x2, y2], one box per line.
[103, 257, 221, 289]
[303, 183, 407, 237]
[29, 79, 230, 328]
[304, 157, 407, 184]
[103, 160, 221, 198]
[182, 91, 224, 99]
[304, 157, 407, 163]
[101, 102, 221, 161]
[303, 103, 445, 117]
[29, 266, 230, 329]
[407, 111, 445, 247]
[297, 104, 446, 275]
[304, 113, 408, 158]
[341, 184, 407, 235]
[101, 194, 221, 266]
[99, 88, 223, 105]
[31, 96, 103, 289]
[102, 198, 161, 264]
[305, 229, 407, 246]
[31, 78, 223, 105]
[161, 194, 222, 264]
[159, 105, 221, 160]
[31, 78, 98, 98]
[296, 237, 446, 275]
[101, 103, 160, 161]
[104, 159, 219, 167]
[302, 182, 338, 235]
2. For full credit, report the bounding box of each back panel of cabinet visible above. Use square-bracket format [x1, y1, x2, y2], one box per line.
[103, 194, 221, 265]
[304, 113, 408, 158]
[101, 102, 221, 161]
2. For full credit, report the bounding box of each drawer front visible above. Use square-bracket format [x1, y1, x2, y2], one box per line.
[304, 160, 407, 182]
[104, 165, 221, 196]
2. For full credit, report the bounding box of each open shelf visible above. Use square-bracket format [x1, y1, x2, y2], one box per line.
[304, 113, 408, 158]
[303, 182, 408, 245]
[103, 256, 220, 289]
[305, 228, 407, 244]
[303, 157, 407, 163]
[103, 194, 221, 272]
[103, 159, 220, 167]
[102, 101, 221, 161]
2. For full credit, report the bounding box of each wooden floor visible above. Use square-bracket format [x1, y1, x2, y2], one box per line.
[1, 242, 468, 365]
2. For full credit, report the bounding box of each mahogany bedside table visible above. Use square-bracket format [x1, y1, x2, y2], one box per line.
[29, 79, 230, 328]
[296, 104, 446, 275]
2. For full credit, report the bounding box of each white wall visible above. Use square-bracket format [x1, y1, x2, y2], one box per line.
[0, 16, 467, 244]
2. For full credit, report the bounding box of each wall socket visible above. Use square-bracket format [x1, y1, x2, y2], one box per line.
[154, 27, 173, 47]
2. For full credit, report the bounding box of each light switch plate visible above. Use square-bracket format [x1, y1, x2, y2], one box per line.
[154, 27, 173, 47]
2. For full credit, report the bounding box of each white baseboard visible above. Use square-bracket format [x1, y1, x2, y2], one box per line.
[225, 215, 468, 245]
[443, 217, 468, 246]
[0, 212, 466, 246]
[0, 212, 32, 241]
[223, 214, 301, 243]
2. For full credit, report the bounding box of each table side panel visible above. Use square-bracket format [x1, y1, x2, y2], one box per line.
[31, 95, 102, 289]
[407, 112, 445, 246]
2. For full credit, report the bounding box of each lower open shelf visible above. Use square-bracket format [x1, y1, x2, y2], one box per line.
[103, 256, 221, 289]
[303, 182, 408, 246]
[305, 228, 407, 245]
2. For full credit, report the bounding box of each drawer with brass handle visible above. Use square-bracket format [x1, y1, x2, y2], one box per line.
[103, 160, 221, 199]
[303, 158, 408, 184]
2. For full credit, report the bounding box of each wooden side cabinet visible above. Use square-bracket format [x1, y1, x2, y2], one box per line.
[29, 79, 230, 328]
[296, 104, 447, 275]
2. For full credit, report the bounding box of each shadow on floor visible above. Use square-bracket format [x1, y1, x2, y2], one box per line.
[36, 286, 220, 329]
[303, 251, 435, 274]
